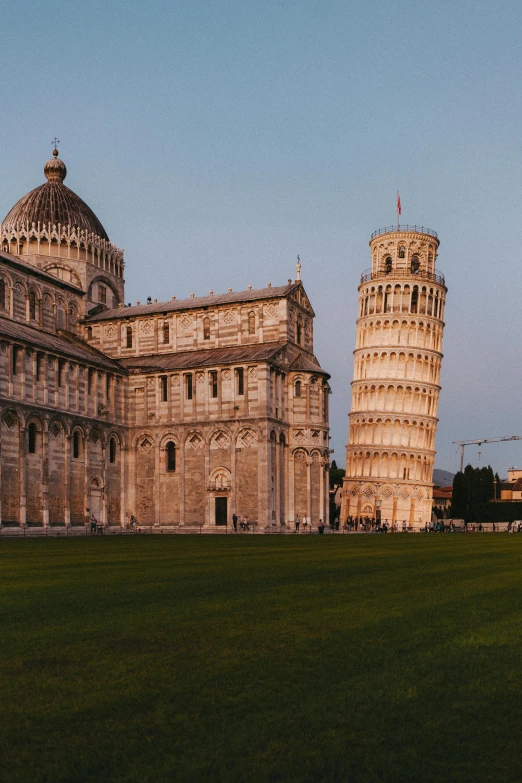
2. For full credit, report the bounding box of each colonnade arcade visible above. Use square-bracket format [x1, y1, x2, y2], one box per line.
[359, 282, 446, 320]
[353, 350, 442, 384]
[357, 318, 443, 352]
[351, 383, 438, 417]
[346, 450, 433, 482]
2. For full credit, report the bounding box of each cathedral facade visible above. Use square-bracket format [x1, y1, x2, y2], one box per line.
[0, 150, 330, 529]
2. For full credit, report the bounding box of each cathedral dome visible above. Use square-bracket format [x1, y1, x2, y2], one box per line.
[1, 149, 109, 241]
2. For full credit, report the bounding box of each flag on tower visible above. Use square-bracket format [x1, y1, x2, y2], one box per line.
[397, 192, 402, 216]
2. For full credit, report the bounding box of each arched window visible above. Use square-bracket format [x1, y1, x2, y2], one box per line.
[203, 317, 210, 340]
[109, 436, 116, 464]
[297, 319, 302, 345]
[411, 286, 418, 313]
[399, 246, 405, 258]
[28, 423, 37, 454]
[295, 380, 301, 398]
[126, 326, 133, 348]
[385, 256, 393, 274]
[0, 278, 6, 309]
[73, 431, 80, 459]
[166, 441, 176, 472]
[248, 311, 255, 335]
[29, 291, 36, 320]
[86, 326, 93, 340]
[163, 322, 170, 344]
[411, 255, 419, 274]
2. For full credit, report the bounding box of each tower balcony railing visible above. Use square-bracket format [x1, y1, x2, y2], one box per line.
[360, 268, 445, 286]
[370, 225, 438, 239]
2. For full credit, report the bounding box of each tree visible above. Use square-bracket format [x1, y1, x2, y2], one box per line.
[451, 464, 495, 522]
[329, 460, 345, 521]
[329, 460, 345, 491]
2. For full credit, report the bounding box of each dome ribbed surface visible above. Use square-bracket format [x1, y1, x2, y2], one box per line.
[2, 182, 109, 241]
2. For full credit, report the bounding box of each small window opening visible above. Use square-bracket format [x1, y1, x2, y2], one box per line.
[411, 287, 418, 313]
[29, 291, 36, 320]
[109, 437, 116, 464]
[126, 326, 133, 348]
[28, 423, 37, 454]
[297, 320, 302, 345]
[186, 374, 193, 400]
[58, 360, 65, 387]
[88, 369, 94, 394]
[295, 380, 301, 398]
[210, 370, 218, 398]
[106, 374, 111, 400]
[161, 375, 168, 402]
[98, 285, 107, 304]
[73, 431, 80, 459]
[87, 326, 93, 340]
[236, 367, 244, 396]
[163, 322, 170, 344]
[411, 255, 420, 274]
[399, 246, 406, 258]
[248, 311, 255, 335]
[385, 256, 393, 274]
[0, 279, 5, 309]
[12, 346, 18, 375]
[166, 441, 176, 472]
[203, 317, 210, 340]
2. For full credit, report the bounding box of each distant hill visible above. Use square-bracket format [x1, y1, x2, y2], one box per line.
[433, 469, 455, 487]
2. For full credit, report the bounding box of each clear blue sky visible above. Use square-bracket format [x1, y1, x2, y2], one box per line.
[2, 0, 522, 477]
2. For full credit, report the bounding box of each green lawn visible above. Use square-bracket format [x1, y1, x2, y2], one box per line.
[1, 535, 522, 783]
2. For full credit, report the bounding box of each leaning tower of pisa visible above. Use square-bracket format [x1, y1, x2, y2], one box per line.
[340, 225, 447, 528]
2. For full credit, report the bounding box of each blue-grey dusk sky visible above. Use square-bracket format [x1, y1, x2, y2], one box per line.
[2, 0, 522, 476]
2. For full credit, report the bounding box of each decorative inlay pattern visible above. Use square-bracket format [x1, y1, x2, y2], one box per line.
[2, 412, 16, 430]
[188, 433, 203, 449]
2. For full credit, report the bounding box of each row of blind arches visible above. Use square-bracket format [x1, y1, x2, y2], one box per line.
[26, 424, 120, 464]
[121, 312, 258, 348]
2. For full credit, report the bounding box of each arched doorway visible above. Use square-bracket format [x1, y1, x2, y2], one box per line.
[89, 476, 103, 523]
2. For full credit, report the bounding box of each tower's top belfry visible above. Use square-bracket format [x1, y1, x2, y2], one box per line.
[365, 225, 442, 284]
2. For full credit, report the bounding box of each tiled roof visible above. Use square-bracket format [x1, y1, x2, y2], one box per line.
[289, 351, 329, 376]
[86, 283, 299, 322]
[0, 251, 83, 294]
[433, 486, 452, 499]
[119, 342, 287, 372]
[0, 317, 121, 371]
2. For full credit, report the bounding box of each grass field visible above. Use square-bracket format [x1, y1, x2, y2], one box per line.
[1, 535, 522, 783]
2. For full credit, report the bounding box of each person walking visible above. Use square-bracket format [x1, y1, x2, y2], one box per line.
[295, 514, 300, 532]
[232, 512, 238, 532]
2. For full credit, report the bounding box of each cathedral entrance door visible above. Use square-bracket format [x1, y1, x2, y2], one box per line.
[89, 483, 102, 523]
[215, 497, 227, 526]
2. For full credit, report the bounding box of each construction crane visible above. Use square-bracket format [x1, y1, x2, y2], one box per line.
[453, 436, 522, 472]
